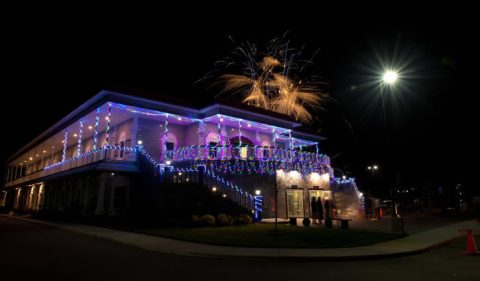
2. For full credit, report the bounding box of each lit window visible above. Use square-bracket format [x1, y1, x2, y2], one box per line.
[240, 147, 247, 159]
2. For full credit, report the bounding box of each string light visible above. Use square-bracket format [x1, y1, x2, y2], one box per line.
[62, 129, 68, 162]
[77, 119, 84, 156]
[105, 103, 112, 146]
[93, 107, 100, 150]
[163, 114, 169, 162]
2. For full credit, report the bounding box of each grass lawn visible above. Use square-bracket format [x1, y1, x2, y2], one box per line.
[140, 223, 404, 248]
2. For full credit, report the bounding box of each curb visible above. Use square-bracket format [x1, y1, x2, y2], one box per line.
[1, 214, 473, 261]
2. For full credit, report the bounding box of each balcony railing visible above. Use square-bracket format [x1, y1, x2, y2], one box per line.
[165, 145, 332, 176]
[166, 145, 329, 161]
[5, 146, 137, 187]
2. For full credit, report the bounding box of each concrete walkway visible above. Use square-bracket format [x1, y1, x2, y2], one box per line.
[2, 215, 477, 260]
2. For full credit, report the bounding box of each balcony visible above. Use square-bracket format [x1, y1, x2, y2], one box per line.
[4, 147, 137, 187]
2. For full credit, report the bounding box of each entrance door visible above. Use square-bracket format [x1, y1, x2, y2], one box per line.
[286, 189, 304, 218]
[308, 190, 333, 217]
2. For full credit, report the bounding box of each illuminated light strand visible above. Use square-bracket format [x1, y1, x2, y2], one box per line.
[105, 103, 112, 146]
[77, 119, 84, 156]
[163, 114, 169, 162]
[238, 119, 242, 146]
[62, 129, 68, 162]
[93, 108, 100, 150]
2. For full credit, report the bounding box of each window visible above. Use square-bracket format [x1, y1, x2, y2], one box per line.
[166, 142, 174, 151]
[119, 141, 125, 158]
[240, 147, 248, 159]
[209, 142, 217, 158]
[114, 143, 119, 157]
[263, 148, 270, 158]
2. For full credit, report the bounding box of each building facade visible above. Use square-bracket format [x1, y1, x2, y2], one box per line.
[1, 89, 362, 219]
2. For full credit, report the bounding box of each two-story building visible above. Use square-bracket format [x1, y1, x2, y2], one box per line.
[1, 89, 360, 220]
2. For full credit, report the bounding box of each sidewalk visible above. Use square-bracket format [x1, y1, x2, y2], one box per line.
[2, 214, 477, 260]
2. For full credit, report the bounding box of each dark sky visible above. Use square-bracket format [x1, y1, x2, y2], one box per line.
[2, 5, 477, 195]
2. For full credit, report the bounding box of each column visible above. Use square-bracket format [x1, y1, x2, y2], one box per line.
[77, 119, 84, 156]
[62, 129, 68, 162]
[108, 184, 116, 216]
[81, 179, 90, 215]
[93, 107, 100, 150]
[104, 103, 112, 147]
[94, 174, 106, 215]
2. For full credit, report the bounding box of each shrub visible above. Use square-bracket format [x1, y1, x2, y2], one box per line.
[200, 214, 216, 226]
[191, 215, 200, 226]
[235, 214, 252, 225]
[217, 214, 232, 226]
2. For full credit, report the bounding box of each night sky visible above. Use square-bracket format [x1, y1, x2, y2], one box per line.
[3, 5, 477, 197]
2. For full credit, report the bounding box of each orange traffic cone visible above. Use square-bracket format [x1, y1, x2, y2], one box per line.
[464, 229, 479, 255]
[379, 207, 383, 219]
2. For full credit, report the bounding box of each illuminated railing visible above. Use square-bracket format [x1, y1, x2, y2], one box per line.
[5, 146, 137, 187]
[42, 146, 137, 175]
[165, 145, 333, 176]
[165, 145, 326, 162]
[137, 148, 255, 211]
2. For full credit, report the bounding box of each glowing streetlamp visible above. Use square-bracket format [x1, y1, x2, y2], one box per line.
[382, 70, 398, 85]
[380, 69, 399, 218]
[367, 164, 379, 190]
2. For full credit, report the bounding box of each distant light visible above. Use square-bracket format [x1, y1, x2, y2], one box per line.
[137, 140, 143, 145]
[373, 165, 378, 170]
[367, 166, 372, 170]
[342, 175, 346, 180]
[178, 172, 182, 176]
[222, 194, 227, 198]
[255, 190, 261, 195]
[212, 187, 217, 192]
[88, 125, 93, 130]
[61, 140, 65, 143]
[231, 128, 234, 131]
[165, 160, 171, 165]
[383, 71, 398, 84]
[111, 172, 115, 176]
[321, 173, 330, 182]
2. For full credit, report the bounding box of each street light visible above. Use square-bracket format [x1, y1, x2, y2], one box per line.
[380, 70, 399, 218]
[382, 70, 398, 85]
[367, 164, 379, 189]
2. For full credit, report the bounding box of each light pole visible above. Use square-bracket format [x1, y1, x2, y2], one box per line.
[380, 70, 398, 218]
[367, 165, 379, 190]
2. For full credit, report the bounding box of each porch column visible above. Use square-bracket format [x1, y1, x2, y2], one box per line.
[197, 120, 206, 145]
[94, 174, 106, 215]
[130, 115, 139, 158]
[108, 184, 116, 216]
[197, 121, 206, 159]
[81, 179, 90, 215]
[6, 166, 12, 182]
[62, 129, 68, 162]
[255, 131, 262, 159]
[161, 114, 169, 162]
[77, 119, 84, 156]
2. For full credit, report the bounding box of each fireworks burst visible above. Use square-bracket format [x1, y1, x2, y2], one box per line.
[215, 35, 329, 124]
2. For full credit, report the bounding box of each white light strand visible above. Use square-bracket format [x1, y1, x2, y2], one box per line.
[77, 119, 84, 156]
